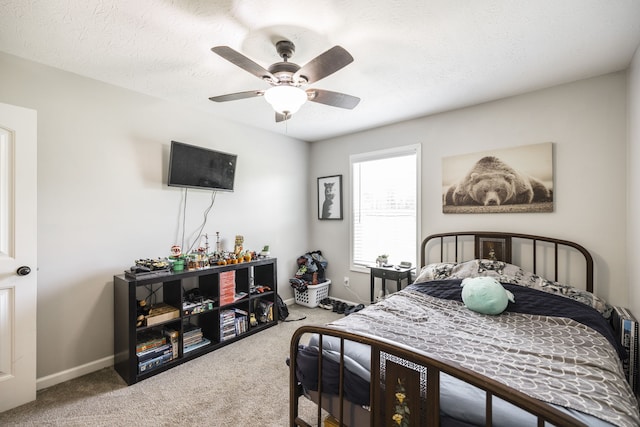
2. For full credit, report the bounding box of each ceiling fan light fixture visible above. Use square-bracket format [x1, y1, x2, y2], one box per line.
[264, 85, 307, 115]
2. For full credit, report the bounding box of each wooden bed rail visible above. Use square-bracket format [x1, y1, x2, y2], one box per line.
[290, 325, 588, 427]
[420, 231, 594, 293]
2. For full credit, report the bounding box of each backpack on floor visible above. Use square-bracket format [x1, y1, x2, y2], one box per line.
[276, 294, 289, 321]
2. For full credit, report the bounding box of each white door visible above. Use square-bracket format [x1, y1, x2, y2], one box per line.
[0, 102, 37, 412]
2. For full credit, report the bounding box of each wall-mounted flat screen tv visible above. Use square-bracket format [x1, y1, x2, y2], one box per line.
[168, 140, 237, 192]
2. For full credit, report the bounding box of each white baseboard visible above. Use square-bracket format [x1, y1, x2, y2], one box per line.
[36, 355, 114, 391]
[36, 297, 355, 390]
[36, 297, 296, 390]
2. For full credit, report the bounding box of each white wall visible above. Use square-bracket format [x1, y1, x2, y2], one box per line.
[311, 73, 629, 308]
[628, 46, 640, 316]
[0, 52, 310, 382]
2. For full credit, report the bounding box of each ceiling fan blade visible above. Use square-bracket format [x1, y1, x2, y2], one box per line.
[307, 89, 360, 109]
[211, 46, 278, 82]
[294, 46, 354, 84]
[209, 90, 264, 102]
[275, 112, 291, 122]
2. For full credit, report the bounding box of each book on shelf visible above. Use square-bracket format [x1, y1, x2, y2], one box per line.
[136, 330, 167, 353]
[137, 343, 172, 363]
[183, 327, 203, 348]
[234, 292, 248, 302]
[183, 323, 201, 335]
[235, 316, 248, 334]
[183, 335, 204, 347]
[612, 306, 638, 393]
[182, 323, 207, 350]
[219, 309, 249, 339]
[138, 351, 172, 374]
[220, 309, 237, 341]
[184, 337, 211, 354]
[234, 308, 248, 334]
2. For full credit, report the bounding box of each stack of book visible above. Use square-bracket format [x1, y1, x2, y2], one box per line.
[234, 308, 249, 335]
[612, 306, 638, 393]
[137, 331, 172, 374]
[220, 271, 236, 306]
[183, 323, 210, 354]
[136, 330, 166, 353]
[220, 310, 236, 341]
[220, 308, 249, 341]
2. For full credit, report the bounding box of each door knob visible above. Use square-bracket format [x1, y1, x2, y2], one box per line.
[16, 266, 31, 276]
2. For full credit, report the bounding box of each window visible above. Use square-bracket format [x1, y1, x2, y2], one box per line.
[350, 145, 420, 270]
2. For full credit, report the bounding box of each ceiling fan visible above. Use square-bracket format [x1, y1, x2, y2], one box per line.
[209, 40, 360, 122]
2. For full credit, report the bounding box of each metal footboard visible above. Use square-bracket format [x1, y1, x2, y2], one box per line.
[290, 324, 587, 427]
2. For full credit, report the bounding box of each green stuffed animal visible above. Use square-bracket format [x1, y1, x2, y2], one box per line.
[460, 277, 515, 315]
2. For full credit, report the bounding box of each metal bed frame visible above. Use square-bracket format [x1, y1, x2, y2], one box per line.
[290, 231, 596, 427]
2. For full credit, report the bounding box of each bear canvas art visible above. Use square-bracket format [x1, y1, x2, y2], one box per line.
[442, 143, 553, 213]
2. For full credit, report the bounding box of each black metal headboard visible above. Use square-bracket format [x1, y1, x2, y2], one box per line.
[420, 231, 594, 293]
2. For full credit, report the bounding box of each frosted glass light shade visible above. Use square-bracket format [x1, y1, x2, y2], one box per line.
[264, 85, 307, 115]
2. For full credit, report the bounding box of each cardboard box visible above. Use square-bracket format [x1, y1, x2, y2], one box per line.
[146, 303, 179, 326]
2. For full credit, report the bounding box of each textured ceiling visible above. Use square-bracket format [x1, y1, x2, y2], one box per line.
[1, 0, 640, 142]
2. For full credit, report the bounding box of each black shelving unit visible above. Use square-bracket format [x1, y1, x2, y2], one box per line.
[113, 258, 278, 385]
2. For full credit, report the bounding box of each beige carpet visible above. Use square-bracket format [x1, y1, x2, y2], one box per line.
[0, 305, 341, 427]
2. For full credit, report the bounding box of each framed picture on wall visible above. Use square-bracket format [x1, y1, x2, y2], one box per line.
[318, 175, 343, 220]
[475, 235, 512, 263]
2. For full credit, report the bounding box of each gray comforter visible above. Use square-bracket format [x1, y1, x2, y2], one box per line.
[326, 288, 640, 427]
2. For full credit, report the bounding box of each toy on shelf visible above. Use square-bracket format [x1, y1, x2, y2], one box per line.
[136, 299, 150, 327]
[260, 245, 270, 258]
[169, 245, 185, 272]
[125, 258, 172, 279]
[234, 235, 244, 256]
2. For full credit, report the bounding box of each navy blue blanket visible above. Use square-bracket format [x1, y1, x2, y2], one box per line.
[407, 279, 625, 359]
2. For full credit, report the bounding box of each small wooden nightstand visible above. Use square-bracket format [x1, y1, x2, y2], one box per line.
[369, 266, 414, 303]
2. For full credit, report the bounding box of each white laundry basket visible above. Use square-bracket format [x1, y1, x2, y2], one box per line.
[294, 280, 331, 308]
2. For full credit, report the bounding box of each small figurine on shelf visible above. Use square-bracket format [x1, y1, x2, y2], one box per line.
[209, 251, 220, 266]
[186, 254, 198, 270]
[233, 250, 250, 263]
[136, 299, 150, 327]
[260, 245, 270, 258]
[196, 247, 209, 269]
[170, 257, 185, 272]
[203, 233, 210, 255]
[234, 235, 244, 256]
[169, 245, 185, 272]
[216, 231, 222, 253]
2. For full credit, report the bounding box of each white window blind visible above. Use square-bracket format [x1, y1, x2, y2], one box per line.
[351, 145, 420, 269]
